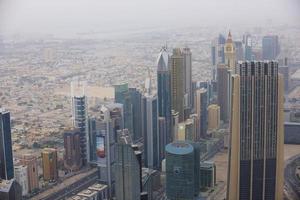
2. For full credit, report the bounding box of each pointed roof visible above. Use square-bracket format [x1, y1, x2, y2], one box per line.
[226, 30, 233, 43]
[157, 46, 169, 71]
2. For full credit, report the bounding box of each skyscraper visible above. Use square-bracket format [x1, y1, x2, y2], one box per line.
[207, 104, 220, 131]
[41, 148, 58, 182]
[182, 47, 192, 109]
[224, 31, 236, 70]
[71, 81, 88, 165]
[142, 94, 159, 169]
[19, 154, 39, 193]
[158, 117, 167, 164]
[114, 83, 133, 136]
[262, 35, 280, 60]
[227, 61, 284, 200]
[217, 64, 229, 122]
[128, 88, 143, 141]
[14, 165, 29, 196]
[243, 34, 253, 61]
[170, 48, 185, 122]
[194, 88, 208, 139]
[115, 129, 141, 200]
[211, 34, 226, 80]
[64, 130, 82, 172]
[157, 47, 172, 144]
[0, 109, 14, 180]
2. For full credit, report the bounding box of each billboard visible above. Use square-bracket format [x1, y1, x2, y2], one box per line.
[96, 135, 106, 165]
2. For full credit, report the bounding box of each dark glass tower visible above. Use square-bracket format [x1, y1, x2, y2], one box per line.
[0, 109, 14, 180]
[128, 88, 143, 142]
[157, 47, 172, 144]
[227, 61, 284, 200]
[262, 35, 280, 60]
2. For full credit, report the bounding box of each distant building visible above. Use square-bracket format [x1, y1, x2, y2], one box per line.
[194, 88, 208, 139]
[158, 117, 167, 163]
[224, 31, 236, 70]
[71, 81, 88, 165]
[262, 35, 280, 60]
[234, 41, 244, 61]
[182, 47, 192, 109]
[165, 141, 197, 200]
[0, 109, 14, 180]
[19, 154, 39, 193]
[211, 34, 226, 80]
[170, 48, 185, 122]
[243, 34, 253, 61]
[200, 161, 216, 189]
[217, 64, 229, 123]
[129, 88, 143, 141]
[278, 57, 289, 92]
[207, 104, 220, 131]
[0, 179, 22, 200]
[41, 148, 58, 182]
[171, 110, 179, 141]
[227, 61, 284, 200]
[64, 130, 82, 172]
[14, 165, 28, 196]
[115, 129, 141, 200]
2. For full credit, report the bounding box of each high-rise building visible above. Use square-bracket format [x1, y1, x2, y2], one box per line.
[171, 110, 179, 142]
[71, 81, 88, 165]
[142, 94, 159, 169]
[128, 88, 143, 141]
[115, 129, 141, 200]
[64, 130, 82, 172]
[227, 61, 284, 200]
[224, 31, 236, 70]
[165, 141, 197, 200]
[158, 117, 167, 163]
[41, 148, 58, 182]
[88, 103, 122, 198]
[235, 41, 244, 61]
[194, 88, 208, 139]
[211, 34, 226, 80]
[14, 165, 29, 196]
[114, 83, 133, 136]
[200, 161, 216, 189]
[177, 118, 195, 141]
[217, 64, 229, 123]
[243, 34, 253, 61]
[157, 47, 172, 144]
[182, 47, 192, 108]
[0, 109, 14, 180]
[170, 48, 185, 122]
[0, 179, 22, 200]
[207, 104, 220, 131]
[262, 35, 280, 60]
[19, 154, 39, 193]
[278, 57, 289, 92]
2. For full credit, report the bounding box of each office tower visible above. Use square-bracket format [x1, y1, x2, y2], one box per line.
[194, 88, 208, 139]
[227, 61, 284, 200]
[114, 83, 133, 136]
[200, 161, 216, 189]
[0, 179, 22, 200]
[71, 81, 88, 165]
[41, 148, 58, 181]
[235, 41, 244, 61]
[208, 104, 220, 131]
[142, 94, 159, 169]
[14, 165, 29, 196]
[157, 47, 172, 144]
[165, 141, 196, 200]
[224, 31, 236, 70]
[170, 48, 185, 122]
[129, 88, 143, 141]
[243, 34, 252, 61]
[19, 154, 39, 193]
[115, 129, 141, 200]
[262, 35, 280, 60]
[88, 103, 122, 198]
[171, 110, 179, 142]
[211, 34, 226, 80]
[64, 130, 82, 172]
[0, 109, 14, 180]
[278, 57, 289, 92]
[182, 47, 192, 108]
[158, 117, 166, 163]
[177, 118, 195, 141]
[217, 64, 229, 122]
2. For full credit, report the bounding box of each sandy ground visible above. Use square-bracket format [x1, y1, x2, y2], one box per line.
[55, 85, 114, 99]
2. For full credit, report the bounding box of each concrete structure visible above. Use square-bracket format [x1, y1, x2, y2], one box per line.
[0, 179, 22, 200]
[170, 48, 185, 122]
[64, 130, 82, 172]
[115, 129, 141, 200]
[165, 141, 195, 200]
[207, 104, 220, 131]
[0, 109, 14, 180]
[200, 161, 216, 189]
[68, 183, 108, 200]
[227, 61, 284, 200]
[19, 154, 39, 193]
[41, 148, 58, 182]
[71, 81, 88, 165]
[14, 165, 28, 196]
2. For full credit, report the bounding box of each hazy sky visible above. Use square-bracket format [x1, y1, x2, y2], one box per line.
[0, 0, 299, 37]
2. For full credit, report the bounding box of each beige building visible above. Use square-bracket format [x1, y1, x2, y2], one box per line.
[224, 31, 236, 70]
[41, 148, 58, 181]
[19, 154, 39, 193]
[207, 104, 220, 131]
[227, 61, 284, 200]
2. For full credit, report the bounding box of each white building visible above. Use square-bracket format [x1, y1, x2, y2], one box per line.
[14, 165, 29, 196]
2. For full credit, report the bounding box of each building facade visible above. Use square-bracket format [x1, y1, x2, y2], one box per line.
[207, 104, 220, 131]
[19, 154, 39, 193]
[41, 148, 58, 181]
[64, 130, 82, 172]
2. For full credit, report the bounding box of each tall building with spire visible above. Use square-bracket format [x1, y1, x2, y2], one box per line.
[157, 47, 172, 144]
[170, 48, 185, 122]
[182, 47, 192, 110]
[224, 31, 236, 70]
[227, 61, 284, 200]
